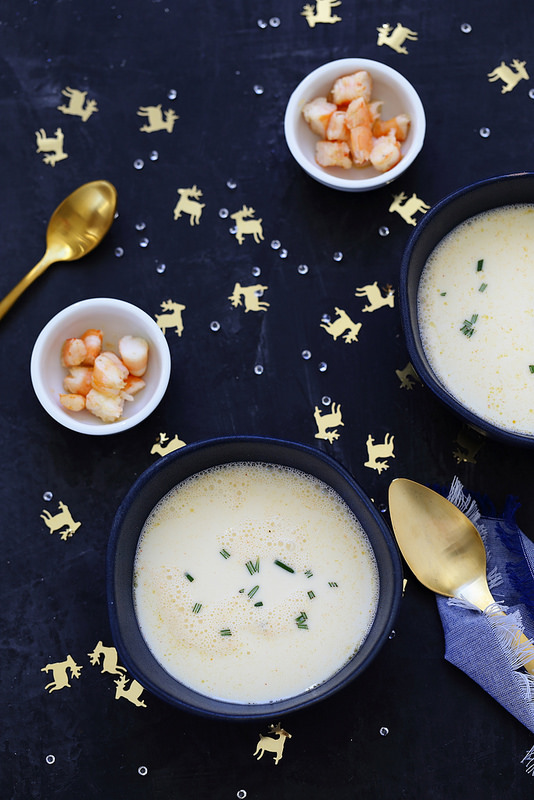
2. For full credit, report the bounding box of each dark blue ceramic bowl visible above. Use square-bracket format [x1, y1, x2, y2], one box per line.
[399, 171, 534, 447]
[107, 436, 402, 720]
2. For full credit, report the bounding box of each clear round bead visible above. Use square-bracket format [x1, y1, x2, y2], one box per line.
[156, 262, 166, 274]
[219, 208, 229, 218]
[301, 350, 312, 360]
[149, 150, 159, 161]
[271, 239, 281, 250]
[42, 491, 53, 501]
[321, 395, 331, 406]
[318, 362, 327, 372]
[138, 766, 148, 776]
[45, 755, 55, 765]
[254, 364, 264, 375]
[210, 321, 221, 332]
[251, 266, 261, 277]
[479, 127, 491, 138]
[226, 178, 237, 189]
[269, 17, 280, 27]
[114, 247, 124, 257]
[460, 22, 472, 33]
[297, 264, 309, 274]
[167, 89, 177, 100]
[253, 85, 264, 95]
[133, 158, 144, 170]
[139, 237, 149, 247]
[333, 251, 343, 262]
[379, 226, 390, 237]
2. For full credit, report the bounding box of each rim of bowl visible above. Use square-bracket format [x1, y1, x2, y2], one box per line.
[107, 435, 403, 719]
[30, 297, 171, 435]
[399, 170, 534, 447]
[284, 58, 426, 192]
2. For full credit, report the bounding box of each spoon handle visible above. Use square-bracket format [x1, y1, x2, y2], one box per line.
[0, 253, 56, 321]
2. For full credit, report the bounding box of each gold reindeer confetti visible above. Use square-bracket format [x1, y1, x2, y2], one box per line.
[389, 191, 431, 226]
[173, 185, 205, 225]
[376, 22, 418, 54]
[230, 205, 264, 245]
[301, 0, 342, 28]
[155, 299, 186, 336]
[314, 402, 344, 443]
[355, 282, 395, 312]
[452, 425, 484, 465]
[150, 431, 187, 457]
[229, 282, 270, 312]
[40, 500, 81, 540]
[42, 654, 83, 693]
[253, 722, 292, 765]
[137, 103, 179, 133]
[57, 87, 98, 121]
[364, 432, 395, 473]
[88, 641, 127, 676]
[395, 362, 421, 390]
[487, 59, 529, 93]
[321, 307, 362, 343]
[35, 127, 68, 166]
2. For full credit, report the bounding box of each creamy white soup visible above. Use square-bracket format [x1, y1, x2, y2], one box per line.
[417, 203, 534, 435]
[133, 462, 379, 704]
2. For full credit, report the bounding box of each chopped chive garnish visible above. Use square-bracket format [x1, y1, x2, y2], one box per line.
[295, 611, 309, 630]
[185, 572, 194, 582]
[307, 590, 316, 599]
[247, 585, 260, 599]
[328, 581, 339, 588]
[304, 569, 314, 578]
[274, 559, 294, 573]
[220, 548, 231, 559]
[238, 588, 245, 593]
[529, 365, 534, 374]
[254, 601, 263, 607]
[440, 291, 447, 296]
[220, 628, 232, 636]
[192, 602, 202, 614]
[460, 314, 478, 337]
[246, 557, 260, 574]
[476, 259, 484, 271]
[479, 283, 487, 292]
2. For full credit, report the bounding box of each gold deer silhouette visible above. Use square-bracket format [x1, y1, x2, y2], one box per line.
[155, 299, 186, 336]
[228, 282, 270, 312]
[230, 206, 264, 245]
[395, 362, 421, 390]
[114, 674, 147, 707]
[376, 22, 418, 54]
[40, 501, 81, 540]
[173, 185, 205, 225]
[35, 127, 68, 166]
[301, 0, 342, 28]
[150, 432, 187, 457]
[389, 192, 431, 226]
[452, 426, 484, 464]
[57, 87, 98, 121]
[137, 104, 178, 133]
[487, 59, 529, 93]
[88, 641, 126, 675]
[42, 654, 83, 693]
[364, 433, 395, 474]
[314, 403, 344, 443]
[355, 282, 395, 312]
[253, 722, 292, 765]
[321, 307, 362, 343]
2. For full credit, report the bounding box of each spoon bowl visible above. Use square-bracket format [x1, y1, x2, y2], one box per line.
[0, 180, 117, 320]
[388, 478, 534, 672]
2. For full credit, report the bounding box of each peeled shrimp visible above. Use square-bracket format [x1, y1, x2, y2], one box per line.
[118, 335, 149, 377]
[59, 393, 86, 412]
[63, 365, 93, 396]
[61, 338, 87, 367]
[331, 70, 372, 105]
[302, 68, 410, 174]
[91, 352, 129, 397]
[370, 132, 402, 173]
[122, 374, 146, 401]
[81, 328, 103, 366]
[85, 388, 125, 423]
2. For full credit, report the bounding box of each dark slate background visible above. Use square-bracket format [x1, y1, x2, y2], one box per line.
[2, 1, 534, 798]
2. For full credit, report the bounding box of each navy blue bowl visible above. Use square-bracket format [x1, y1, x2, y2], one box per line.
[400, 171, 534, 447]
[107, 436, 402, 720]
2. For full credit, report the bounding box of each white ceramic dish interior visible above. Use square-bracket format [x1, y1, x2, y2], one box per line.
[284, 58, 426, 192]
[30, 297, 171, 435]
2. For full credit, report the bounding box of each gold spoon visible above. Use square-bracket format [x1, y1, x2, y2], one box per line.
[0, 179, 118, 321]
[388, 477, 534, 673]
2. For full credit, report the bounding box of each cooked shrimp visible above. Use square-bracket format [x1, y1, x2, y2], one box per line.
[85, 388, 125, 423]
[315, 140, 352, 170]
[345, 97, 372, 130]
[118, 335, 149, 377]
[302, 97, 337, 137]
[325, 110, 349, 142]
[61, 338, 87, 367]
[63, 366, 93, 396]
[331, 70, 372, 105]
[349, 125, 374, 166]
[81, 329, 103, 366]
[59, 393, 86, 412]
[122, 375, 146, 401]
[372, 113, 410, 142]
[91, 351, 129, 396]
[370, 132, 402, 172]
